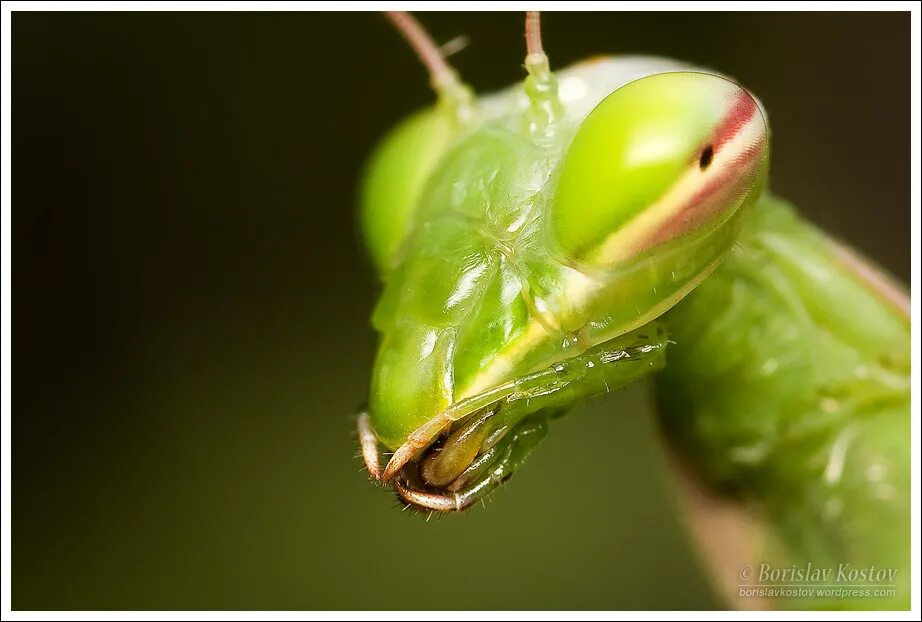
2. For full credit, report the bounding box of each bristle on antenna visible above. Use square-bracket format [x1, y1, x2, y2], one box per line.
[385, 12, 458, 93]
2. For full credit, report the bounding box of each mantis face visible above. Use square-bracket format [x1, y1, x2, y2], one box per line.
[358, 16, 768, 511]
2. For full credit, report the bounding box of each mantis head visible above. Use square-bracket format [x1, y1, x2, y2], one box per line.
[358, 13, 768, 512]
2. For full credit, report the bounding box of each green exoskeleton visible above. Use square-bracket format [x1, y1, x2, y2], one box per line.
[356, 12, 909, 610]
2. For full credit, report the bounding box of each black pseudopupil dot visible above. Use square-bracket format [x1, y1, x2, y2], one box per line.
[699, 145, 714, 170]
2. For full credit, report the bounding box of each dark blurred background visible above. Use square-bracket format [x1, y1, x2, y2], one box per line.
[13, 11, 909, 610]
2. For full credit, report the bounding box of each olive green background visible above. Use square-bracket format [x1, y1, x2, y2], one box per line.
[13, 12, 909, 610]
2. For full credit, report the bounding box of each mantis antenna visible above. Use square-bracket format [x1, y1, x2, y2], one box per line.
[383, 11, 474, 118]
[525, 10, 545, 60]
[523, 11, 562, 139]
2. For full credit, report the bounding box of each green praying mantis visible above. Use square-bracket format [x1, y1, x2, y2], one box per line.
[354, 12, 910, 610]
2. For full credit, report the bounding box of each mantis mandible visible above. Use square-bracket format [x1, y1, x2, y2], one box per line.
[354, 12, 910, 610]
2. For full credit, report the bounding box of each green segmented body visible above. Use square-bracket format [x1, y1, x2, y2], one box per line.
[655, 195, 910, 609]
[358, 47, 908, 610]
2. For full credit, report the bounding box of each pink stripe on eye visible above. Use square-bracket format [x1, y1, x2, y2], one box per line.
[713, 90, 760, 151]
[628, 119, 766, 254]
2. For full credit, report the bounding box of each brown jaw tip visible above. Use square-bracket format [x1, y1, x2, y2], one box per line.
[393, 480, 465, 512]
[380, 415, 451, 481]
[381, 448, 411, 482]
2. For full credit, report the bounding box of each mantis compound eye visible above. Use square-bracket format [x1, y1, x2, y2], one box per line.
[359, 108, 459, 276]
[550, 71, 769, 265]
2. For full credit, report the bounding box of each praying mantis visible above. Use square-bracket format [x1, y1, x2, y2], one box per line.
[354, 12, 910, 610]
